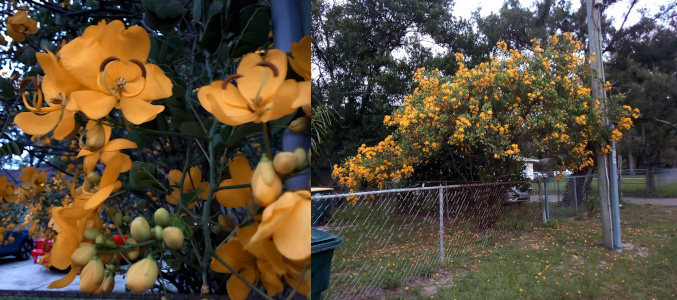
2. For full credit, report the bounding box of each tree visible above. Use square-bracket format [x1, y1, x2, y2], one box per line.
[334, 34, 638, 229]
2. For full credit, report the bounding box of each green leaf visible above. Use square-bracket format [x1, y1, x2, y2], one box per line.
[170, 113, 191, 130]
[240, 219, 254, 228]
[180, 122, 205, 137]
[208, 0, 224, 17]
[0, 78, 14, 99]
[220, 125, 233, 142]
[226, 123, 262, 147]
[181, 190, 201, 208]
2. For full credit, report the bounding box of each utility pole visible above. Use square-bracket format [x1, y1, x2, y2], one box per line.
[587, 0, 621, 251]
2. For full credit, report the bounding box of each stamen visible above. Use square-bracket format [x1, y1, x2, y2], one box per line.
[221, 74, 244, 89]
[255, 61, 279, 77]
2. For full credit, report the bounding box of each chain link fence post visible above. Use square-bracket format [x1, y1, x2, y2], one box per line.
[439, 187, 445, 264]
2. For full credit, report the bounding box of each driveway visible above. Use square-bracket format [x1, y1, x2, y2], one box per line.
[0, 257, 127, 292]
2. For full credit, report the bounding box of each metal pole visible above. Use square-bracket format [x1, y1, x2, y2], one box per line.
[270, 0, 310, 191]
[439, 188, 445, 264]
[610, 141, 622, 251]
[544, 177, 550, 220]
[587, 0, 614, 250]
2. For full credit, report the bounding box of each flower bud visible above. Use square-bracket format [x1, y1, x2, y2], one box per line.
[83, 228, 100, 241]
[252, 157, 282, 207]
[273, 152, 298, 175]
[80, 257, 104, 293]
[289, 116, 310, 133]
[154, 208, 170, 227]
[302, 104, 310, 117]
[294, 148, 307, 169]
[122, 215, 132, 223]
[102, 274, 115, 293]
[114, 212, 122, 226]
[125, 237, 139, 261]
[97, 252, 114, 265]
[95, 235, 105, 246]
[153, 225, 163, 242]
[130, 217, 151, 242]
[162, 227, 184, 250]
[126, 257, 158, 293]
[84, 123, 106, 152]
[71, 242, 96, 267]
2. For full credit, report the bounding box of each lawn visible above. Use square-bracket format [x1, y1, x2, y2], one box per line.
[396, 203, 677, 299]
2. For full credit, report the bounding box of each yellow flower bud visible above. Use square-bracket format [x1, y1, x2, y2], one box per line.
[83, 228, 100, 241]
[289, 116, 310, 133]
[125, 237, 140, 261]
[162, 227, 184, 250]
[80, 257, 104, 293]
[130, 217, 151, 242]
[102, 274, 115, 293]
[154, 208, 170, 227]
[126, 257, 158, 293]
[294, 147, 307, 169]
[273, 152, 298, 175]
[84, 122, 106, 151]
[252, 157, 282, 207]
[97, 252, 114, 265]
[71, 242, 96, 267]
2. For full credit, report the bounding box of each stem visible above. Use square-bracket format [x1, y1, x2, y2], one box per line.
[169, 248, 202, 270]
[201, 119, 220, 291]
[262, 122, 273, 159]
[285, 261, 311, 300]
[212, 183, 251, 192]
[132, 126, 210, 140]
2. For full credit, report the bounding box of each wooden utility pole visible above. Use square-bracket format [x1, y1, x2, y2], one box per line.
[587, 0, 614, 250]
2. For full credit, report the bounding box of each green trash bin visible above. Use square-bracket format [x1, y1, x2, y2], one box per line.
[311, 228, 344, 300]
[311, 187, 334, 226]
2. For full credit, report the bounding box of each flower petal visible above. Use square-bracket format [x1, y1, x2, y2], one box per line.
[48, 265, 81, 289]
[72, 91, 117, 120]
[273, 199, 311, 260]
[210, 238, 254, 273]
[226, 267, 256, 300]
[105, 139, 137, 152]
[52, 110, 79, 140]
[260, 79, 299, 122]
[84, 184, 115, 210]
[119, 97, 164, 125]
[14, 111, 61, 136]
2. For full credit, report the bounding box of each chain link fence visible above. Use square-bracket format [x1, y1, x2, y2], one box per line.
[537, 175, 598, 221]
[312, 182, 543, 299]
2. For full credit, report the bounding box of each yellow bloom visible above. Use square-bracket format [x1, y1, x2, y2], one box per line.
[19, 166, 47, 193]
[289, 36, 310, 81]
[0, 176, 18, 203]
[198, 49, 300, 125]
[6, 11, 38, 42]
[76, 121, 136, 173]
[248, 190, 311, 260]
[59, 20, 173, 124]
[215, 155, 254, 208]
[166, 166, 209, 208]
[14, 51, 82, 139]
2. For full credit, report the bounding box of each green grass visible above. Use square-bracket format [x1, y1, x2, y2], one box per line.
[323, 201, 677, 299]
[536, 175, 677, 197]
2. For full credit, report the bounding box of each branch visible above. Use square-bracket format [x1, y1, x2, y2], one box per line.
[603, 0, 638, 53]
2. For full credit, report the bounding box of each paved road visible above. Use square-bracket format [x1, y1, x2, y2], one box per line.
[0, 257, 127, 292]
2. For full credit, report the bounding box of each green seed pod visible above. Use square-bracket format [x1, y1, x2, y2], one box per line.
[71, 242, 96, 267]
[126, 257, 158, 293]
[153, 225, 163, 242]
[95, 235, 105, 246]
[80, 257, 104, 293]
[114, 212, 122, 225]
[122, 215, 132, 224]
[125, 237, 139, 261]
[153, 208, 170, 227]
[130, 217, 151, 242]
[83, 228, 100, 241]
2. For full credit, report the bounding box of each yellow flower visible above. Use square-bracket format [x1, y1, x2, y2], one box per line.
[14, 51, 82, 139]
[248, 190, 311, 260]
[76, 121, 136, 174]
[19, 166, 47, 193]
[0, 176, 18, 203]
[59, 20, 173, 124]
[215, 156, 254, 208]
[166, 166, 209, 208]
[6, 11, 38, 42]
[289, 36, 310, 81]
[198, 49, 299, 125]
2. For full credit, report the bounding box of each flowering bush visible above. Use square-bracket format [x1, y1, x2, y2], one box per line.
[0, 1, 310, 298]
[334, 33, 639, 189]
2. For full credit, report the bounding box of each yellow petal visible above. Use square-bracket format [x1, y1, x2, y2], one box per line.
[274, 199, 311, 260]
[48, 265, 81, 289]
[237, 50, 288, 103]
[23, 18, 39, 34]
[83, 152, 101, 173]
[204, 91, 256, 126]
[133, 64, 173, 100]
[9, 12, 28, 24]
[104, 139, 137, 152]
[84, 184, 115, 210]
[72, 91, 117, 120]
[259, 79, 299, 122]
[119, 97, 164, 124]
[52, 110, 79, 140]
[14, 111, 61, 136]
[289, 36, 311, 81]
[258, 261, 284, 296]
[226, 266, 257, 300]
[100, 20, 150, 62]
[210, 239, 254, 273]
[292, 81, 311, 109]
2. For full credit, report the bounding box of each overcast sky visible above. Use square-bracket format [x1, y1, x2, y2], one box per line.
[453, 0, 673, 28]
